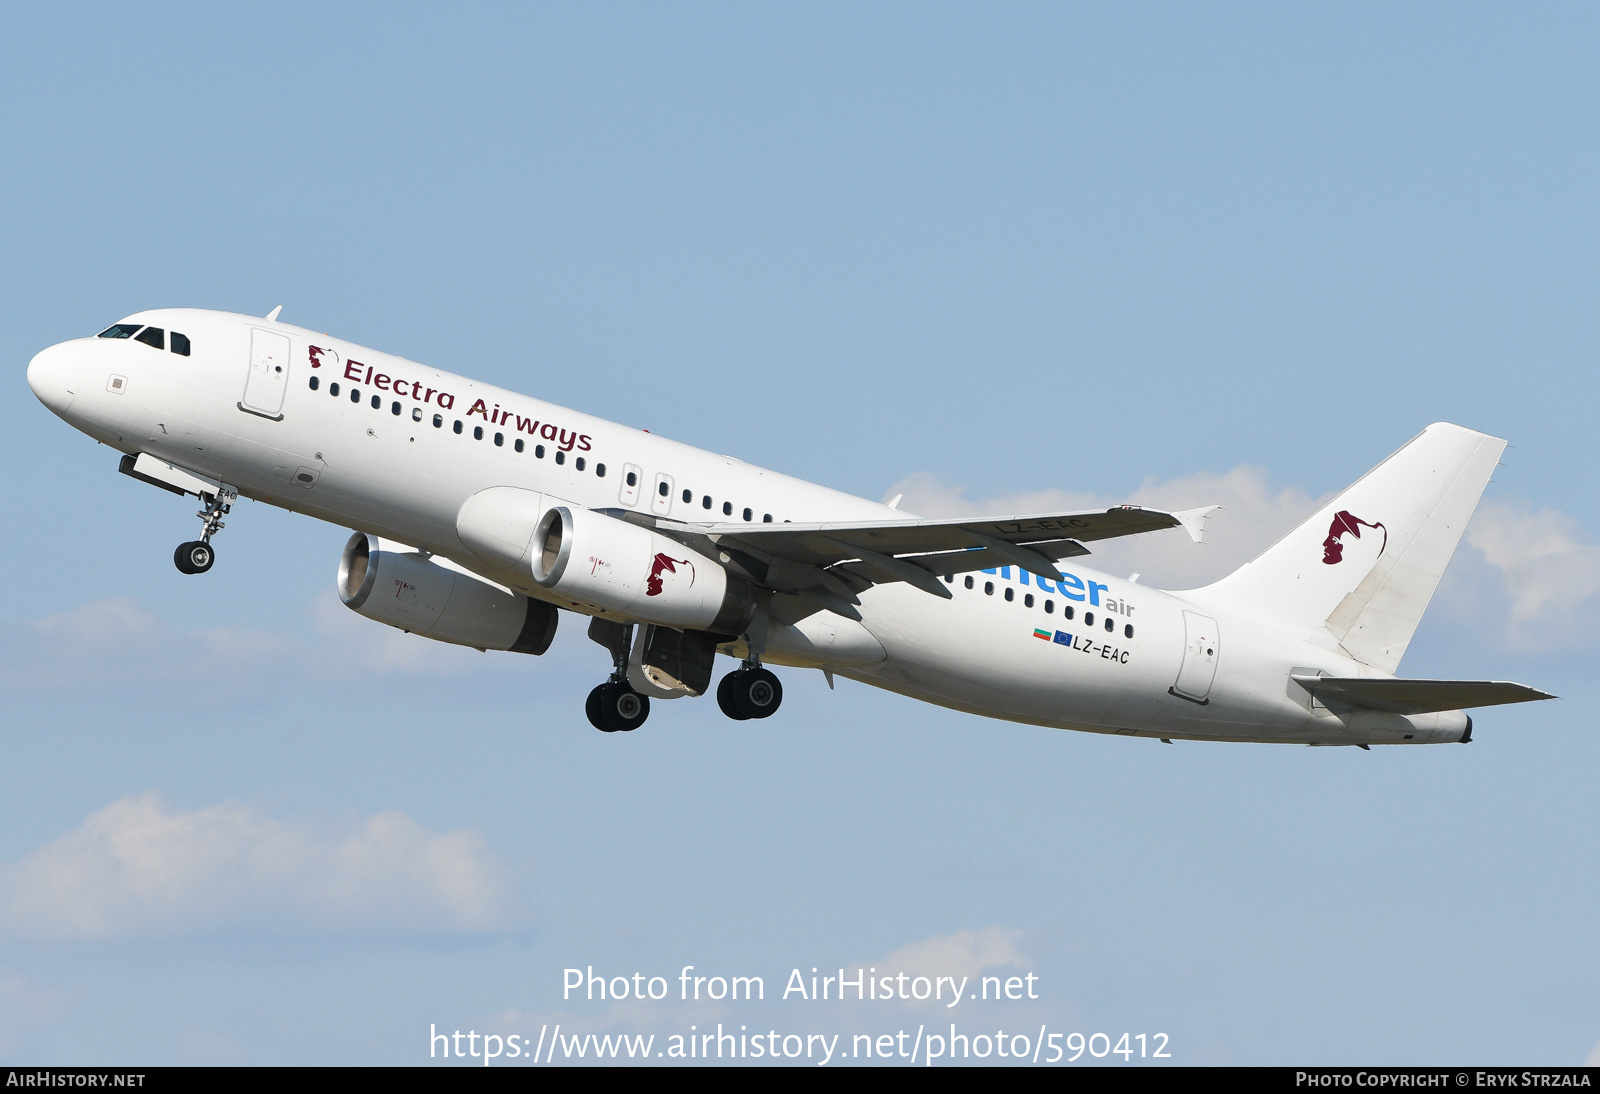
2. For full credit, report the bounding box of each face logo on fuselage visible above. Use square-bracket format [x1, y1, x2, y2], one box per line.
[1322, 510, 1386, 565]
[646, 553, 694, 597]
[307, 345, 339, 370]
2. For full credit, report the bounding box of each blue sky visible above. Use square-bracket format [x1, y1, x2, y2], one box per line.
[0, 3, 1596, 1065]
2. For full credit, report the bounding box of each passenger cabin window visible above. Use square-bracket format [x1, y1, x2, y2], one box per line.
[134, 326, 164, 350]
[555, 450, 565, 464]
[596, 463, 606, 478]
[473, 426, 484, 440]
[98, 323, 142, 339]
[658, 482, 669, 497]
[702, 496, 712, 509]
[514, 439, 525, 452]
[170, 332, 191, 356]
[722, 501, 732, 516]
[627, 471, 638, 487]
[682, 488, 692, 504]
[575, 457, 585, 471]
[742, 508, 752, 521]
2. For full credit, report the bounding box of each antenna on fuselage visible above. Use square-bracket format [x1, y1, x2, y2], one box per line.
[264, 305, 283, 321]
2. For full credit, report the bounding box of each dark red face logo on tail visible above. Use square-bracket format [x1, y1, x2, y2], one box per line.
[646, 553, 694, 596]
[1322, 511, 1387, 565]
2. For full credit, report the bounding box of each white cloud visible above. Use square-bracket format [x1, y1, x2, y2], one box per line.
[847, 926, 1029, 1008]
[1462, 499, 1600, 652]
[0, 588, 575, 700]
[888, 469, 1600, 652]
[0, 794, 524, 938]
[0, 972, 68, 1055]
[0, 597, 295, 697]
[874, 925, 1026, 983]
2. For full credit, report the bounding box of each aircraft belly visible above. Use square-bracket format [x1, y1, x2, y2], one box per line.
[854, 583, 1127, 729]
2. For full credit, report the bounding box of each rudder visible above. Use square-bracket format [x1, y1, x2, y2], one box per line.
[1192, 422, 1505, 672]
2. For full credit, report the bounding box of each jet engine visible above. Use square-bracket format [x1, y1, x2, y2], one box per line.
[338, 533, 558, 654]
[530, 505, 756, 635]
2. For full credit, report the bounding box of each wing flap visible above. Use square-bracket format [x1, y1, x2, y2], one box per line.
[1290, 675, 1556, 715]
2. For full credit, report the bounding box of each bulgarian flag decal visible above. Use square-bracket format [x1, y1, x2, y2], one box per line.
[1033, 628, 1052, 641]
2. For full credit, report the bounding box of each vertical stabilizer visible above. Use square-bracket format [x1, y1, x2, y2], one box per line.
[1192, 423, 1505, 672]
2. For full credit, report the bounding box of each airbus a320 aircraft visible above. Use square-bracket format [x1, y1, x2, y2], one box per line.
[27, 308, 1552, 743]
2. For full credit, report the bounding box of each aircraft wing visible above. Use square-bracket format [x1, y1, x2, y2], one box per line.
[1290, 675, 1556, 715]
[643, 505, 1216, 615]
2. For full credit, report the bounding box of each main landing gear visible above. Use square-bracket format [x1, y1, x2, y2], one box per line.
[586, 680, 651, 733]
[173, 488, 235, 575]
[585, 619, 651, 733]
[717, 663, 783, 721]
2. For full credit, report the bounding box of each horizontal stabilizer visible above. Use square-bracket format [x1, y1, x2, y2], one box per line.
[1290, 675, 1556, 715]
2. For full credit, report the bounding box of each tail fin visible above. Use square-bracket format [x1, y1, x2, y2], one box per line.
[1194, 422, 1505, 672]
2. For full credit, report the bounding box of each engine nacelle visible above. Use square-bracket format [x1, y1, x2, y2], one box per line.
[338, 533, 558, 654]
[530, 506, 756, 635]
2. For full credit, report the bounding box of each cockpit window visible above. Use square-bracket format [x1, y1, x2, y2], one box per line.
[134, 326, 165, 350]
[170, 332, 191, 356]
[98, 324, 142, 339]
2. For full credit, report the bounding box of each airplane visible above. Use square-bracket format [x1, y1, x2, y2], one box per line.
[25, 307, 1553, 744]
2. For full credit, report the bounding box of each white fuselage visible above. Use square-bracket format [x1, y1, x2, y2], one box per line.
[27, 308, 1466, 745]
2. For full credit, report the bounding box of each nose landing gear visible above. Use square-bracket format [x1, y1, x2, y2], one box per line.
[717, 663, 783, 721]
[173, 488, 236, 575]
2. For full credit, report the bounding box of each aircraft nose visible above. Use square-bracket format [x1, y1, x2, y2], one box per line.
[27, 342, 82, 416]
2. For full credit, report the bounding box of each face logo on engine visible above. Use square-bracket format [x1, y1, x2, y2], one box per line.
[646, 553, 694, 596]
[1322, 510, 1387, 565]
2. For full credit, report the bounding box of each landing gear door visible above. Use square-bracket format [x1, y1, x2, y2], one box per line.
[1171, 610, 1219, 704]
[240, 328, 291, 420]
